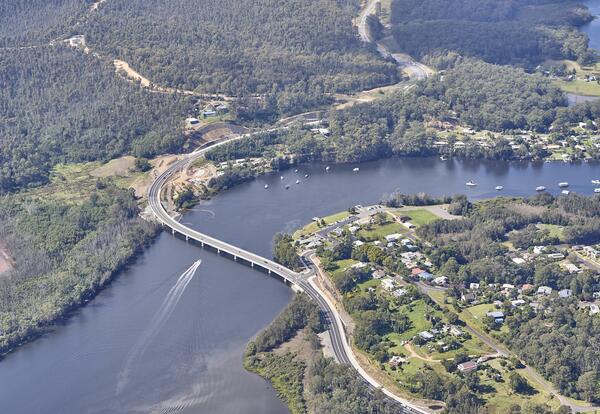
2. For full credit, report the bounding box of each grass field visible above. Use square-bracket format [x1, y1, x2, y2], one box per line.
[537, 224, 565, 242]
[554, 79, 600, 96]
[293, 210, 352, 239]
[398, 209, 439, 226]
[358, 221, 405, 242]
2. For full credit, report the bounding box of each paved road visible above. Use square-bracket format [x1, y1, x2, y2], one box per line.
[357, 0, 430, 81]
[147, 135, 431, 414]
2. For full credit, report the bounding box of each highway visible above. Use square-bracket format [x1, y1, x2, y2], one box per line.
[147, 135, 431, 414]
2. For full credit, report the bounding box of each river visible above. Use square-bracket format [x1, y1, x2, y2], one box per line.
[2, 158, 600, 414]
[5, 4, 600, 413]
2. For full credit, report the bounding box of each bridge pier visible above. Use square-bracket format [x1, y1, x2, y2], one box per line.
[251, 262, 254, 268]
[185, 235, 189, 242]
[217, 248, 220, 254]
[172, 228, 175, 236]
[234, 256, 237, 261]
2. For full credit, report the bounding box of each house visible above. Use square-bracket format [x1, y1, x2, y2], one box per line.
[450, 326, 463, 337]
[385, 233, 402, 243]
[521, 284, 534, 293]
[392, 288, 408, 298]
[419, 331, 435, 341]
[469, 283, 480, 290]
[389, 355, 407, 367]
[372, 269, 386, 279]
[487, 311, 505, 323]
[512, 257, 526, 265]
[457, 361, 478, 373]
[353, 240, 364, 247]
[558, 289, 572, 298]
[564, 263, 581, 274]
[402, 222, 416, 229]
[547, 253, 565, 260]
[351, 262, 368, 270]
[533, 246, 547, 255]
[537, 286, 553, 296]
[511, 299, 526, 307]
[381, 278, 395, 291]
[348, 225, 359, 233]
[202, 110, 217, 117]
[328, 227, 343, 237]
[461, 292, 477, 303]
[419, 271, 434, 281]
[411, 268, 425, 276]
[185, 117, 200, 127]
[433, 276, 448, 286]
[502, 284, 515, 291]
[590, 304, 600, 316]
[583, 246, 599, 259]
[398, 216, 411, 223]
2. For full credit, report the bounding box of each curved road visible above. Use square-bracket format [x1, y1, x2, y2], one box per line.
[147, 136, 430, 414]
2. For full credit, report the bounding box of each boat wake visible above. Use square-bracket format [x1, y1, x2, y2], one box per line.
[117, 259, 202, 394]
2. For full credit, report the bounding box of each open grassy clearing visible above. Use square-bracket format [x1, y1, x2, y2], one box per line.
[554, 79, 600, 96]
[293, 211, 352, 238]
[358, 221, 406, 241]
[397, 209, 439, 226]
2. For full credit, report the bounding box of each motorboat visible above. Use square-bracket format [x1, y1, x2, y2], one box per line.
[558, 182, 569, 188]
[264, 184, 269, 189]
[595, 188, 600, 194]
[296, 180, 300, 184]
[536, 186, 546, 192]
[561, 190, 570, 195]
[294, 169, 298, 173]
[353, 167, 360, 172]
[495, 186, 503, 191]
[325, 166, 330, 171]
[466, 181, 477, 187]
[440, 155, 447, 161]
[305, 174, 309, 178]
[592, 179, 600, 185]
[280, 176, 284, 180]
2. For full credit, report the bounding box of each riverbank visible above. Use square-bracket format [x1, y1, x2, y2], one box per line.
[286, 199, 600, 412]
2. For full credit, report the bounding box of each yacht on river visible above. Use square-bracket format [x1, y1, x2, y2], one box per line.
[466, 181, 477, 187]
[353, 167, 360, 172]
[264, 184, 269, 189]
[562, 190, 570, 195]
[558, 182, 569, 188]
[495, 186, 503, 191]
[536, 186, 546, 192]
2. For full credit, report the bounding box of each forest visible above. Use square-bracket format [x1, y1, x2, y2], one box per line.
[391, 0, 594, 66]
[0, 184, 158, 353]
[0, 46, 191, 192]
[0, 0, 88, 47]
[80, 0, 399, 117]
[245, 293, 399, 414]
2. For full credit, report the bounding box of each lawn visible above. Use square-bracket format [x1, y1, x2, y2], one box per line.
[358, 221, 405, 242]
[480, 359, 560, 413]
[537, 224, 565, 242]
[385, 300, 436, 343]
[462, 304, 509, 335]
[293, 210, 351, 239]
[554, 79, 600, 96]
[397, 209, 439, 226]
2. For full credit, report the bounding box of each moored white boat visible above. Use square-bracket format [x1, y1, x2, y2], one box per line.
[264, 184, 269, 189]
[536, 186, 546, 192]
[495, 186, 503, 191]
[466, 181, 477, 187]
[353, 167, 360, 172]
[558, 182, 569, 188]
[562, 190, 570, 195]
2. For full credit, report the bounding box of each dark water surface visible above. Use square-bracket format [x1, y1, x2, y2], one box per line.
[2, 157, 600, 414]
[583, 0, 600, 50]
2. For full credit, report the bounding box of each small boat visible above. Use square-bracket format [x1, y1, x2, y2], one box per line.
[280, 176, 284, 180]
[558, 182, 569, 188]
[592, 179, 600, 185]
[562, 190, 570, 195]
[294, 169, 298, 173]
[285, 184, 290, 190]
[495, 186, 503, 191]
[325, 166, 330, 171]
[440, 155, 447, 161]
[264, 184, 269, 189]
[304, 174, 309, 178]
[595, 188, 600, 193]
[536, 186, 546, 192]
[353, 167, 360, 172]
[295, 180, 300, 184]
[466, 181, 477, 187]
